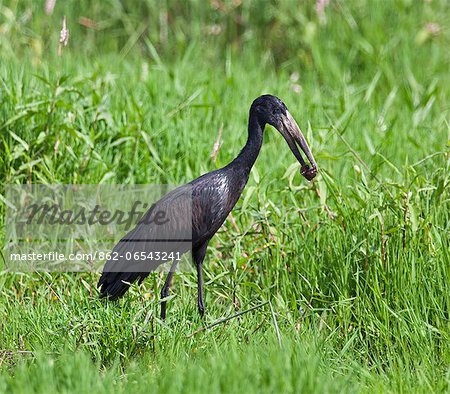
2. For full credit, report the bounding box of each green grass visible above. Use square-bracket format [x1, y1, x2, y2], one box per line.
[1, 0, 449, 392]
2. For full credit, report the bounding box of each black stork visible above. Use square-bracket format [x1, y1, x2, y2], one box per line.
[98, 94, 317, 319]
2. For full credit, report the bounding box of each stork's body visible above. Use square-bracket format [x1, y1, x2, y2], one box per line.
[98, 95, 317, 318]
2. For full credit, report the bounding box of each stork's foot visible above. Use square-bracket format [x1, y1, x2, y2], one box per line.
[198, 302, 205, 318]
[193, 242, 208, 319]
[160, 262, 177, 320]
[161, 301, 168, 320]
[197, 280, 205, 318]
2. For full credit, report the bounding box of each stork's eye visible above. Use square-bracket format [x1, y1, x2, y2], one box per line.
[272, 108, 282, 116]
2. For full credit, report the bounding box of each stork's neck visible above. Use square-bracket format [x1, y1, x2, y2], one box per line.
[232, 113, 264, 172]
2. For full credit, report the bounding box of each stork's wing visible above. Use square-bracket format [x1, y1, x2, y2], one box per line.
[98, 185, 193, 299]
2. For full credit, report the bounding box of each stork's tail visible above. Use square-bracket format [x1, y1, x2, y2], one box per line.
[97, 225, 150, 300]
[98, 271, 144, 300]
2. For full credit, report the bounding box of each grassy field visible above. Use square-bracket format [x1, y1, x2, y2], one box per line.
[1, 0, 449, 392]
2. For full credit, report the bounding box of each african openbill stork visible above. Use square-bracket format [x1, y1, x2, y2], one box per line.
[98, 94, 317, 318]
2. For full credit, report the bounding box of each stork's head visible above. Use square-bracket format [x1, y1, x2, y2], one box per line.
[251, 95, 317, 181]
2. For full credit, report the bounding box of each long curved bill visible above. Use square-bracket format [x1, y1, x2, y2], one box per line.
[279, 111, 317, 181]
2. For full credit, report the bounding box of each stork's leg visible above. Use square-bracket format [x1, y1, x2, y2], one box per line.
[160, 260, 178, 320]
[193, 242, 208, 317]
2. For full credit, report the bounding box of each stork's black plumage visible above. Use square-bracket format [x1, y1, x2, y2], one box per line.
[98, 95, 317, 318]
